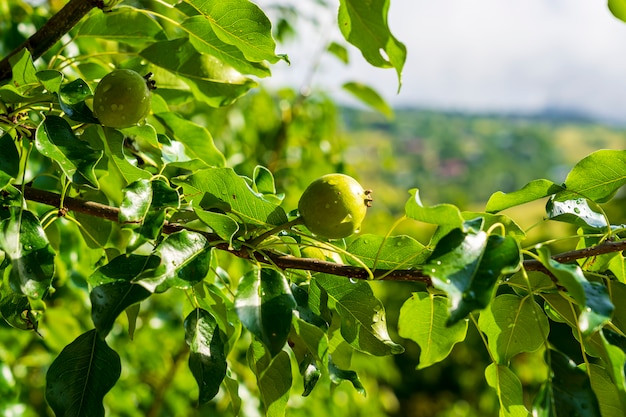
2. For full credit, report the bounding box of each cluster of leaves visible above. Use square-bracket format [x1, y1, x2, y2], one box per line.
[1, 1, 626, 417]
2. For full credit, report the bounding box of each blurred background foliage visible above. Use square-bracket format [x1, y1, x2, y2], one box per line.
[2, 0, 626, 416]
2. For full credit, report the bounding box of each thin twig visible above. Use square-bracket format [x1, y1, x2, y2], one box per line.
[19, 186, 626, 284]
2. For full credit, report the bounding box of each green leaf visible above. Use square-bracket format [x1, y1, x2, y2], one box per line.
[328, 357, 366, 396]
[537, 246, 614, 335]
[0, 134, 19, 189]
[347, 234, 427, 270]
[35, 115, 103, 189]
[609, 0, 626, 22]
[0, 284, 35, 330]
[485, 363, 531, 417]
[58, 79, 98, 124]
[77, 6, 166, 45]
[328, 42, 349, 64]
[173, 167, 288, 227]
[405, 188, 464, 232]
[235, 269, 296, 356]
[193, 203, 240, 244]
[478, 294, 549, 364]
[425, 224, 521, 325]
[183, 16, 271, 77]
[196, 284, 242, 354]
[184, 308, 227, 404]
[545, 196, 607, 231]
[398, 292, 468, 369]
[137, 230, 212, 293]
[87, 125, 151, 185]
[533, 350, 601, 417]
[45, 329, 121, 417]
[342, 82, 393, 119]
[140, 38, 257, 107]
[90, 282, 151, 338]
[119, 178, 180, 249]
[88, 254, 161, 287]
[338, 0, 406, 88]
[314, 274, 404, 356]
[247, 341, 292, 417]
[155, 112, 226, 167]
[486, 179, 563, 213]
[0, 208, 55, 299]
[589, 363, 626, 417]
[563, 150, 626, 203]
[36, 70, 63, 94]
[186, 0, 281, 63]
[223, 375, 242, 416]
[8, 49, 38, 91]
[252, 165, 277, 195]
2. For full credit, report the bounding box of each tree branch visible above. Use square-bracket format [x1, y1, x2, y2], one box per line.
[0, 0, 103, 82]
[21, 186, 626, 284]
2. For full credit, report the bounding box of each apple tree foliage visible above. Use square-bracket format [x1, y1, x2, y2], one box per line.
[1, 0, 626, 416]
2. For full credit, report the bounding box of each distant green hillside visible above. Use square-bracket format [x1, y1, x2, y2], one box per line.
[340, 107, 626, 210]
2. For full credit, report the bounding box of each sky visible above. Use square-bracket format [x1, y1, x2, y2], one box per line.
[264, 0, 626, 122]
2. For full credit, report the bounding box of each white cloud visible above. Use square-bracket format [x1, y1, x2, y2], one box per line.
[263, 0, 626, 121]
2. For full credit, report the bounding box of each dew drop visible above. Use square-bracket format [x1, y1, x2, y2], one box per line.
[574, 207, 581, 214]
[349, 278, 358, 284]
[110, 104, 118, 111]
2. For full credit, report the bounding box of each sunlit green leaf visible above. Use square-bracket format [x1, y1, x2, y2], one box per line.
[315, 274, 404, 356]
[36, 70, 63, 94]
[545, 196, 607, 230]
[398, 292, 468, 369]
[8, 49, 37, 91]
[0, 208, 55, 299]
[248, 341, 292, 417]
[137, 230, 211, 293]
[173, 167, 288, 227]
[77, 6, 166, 45]
[193, 203, 240, 243]
[485, 363, 531, 417]
[183, 16, 271, 77]
[588, 364, 626, 417]
[478, 294, 549, 364]
[338, 0, 406, 88]
[405, 188, 464, 232]
[155, 112, 226, 167]
[45, 329, 121, 417]
[486, 179, 563, 213]
[425, 224, 521, 325]
[235, 268, 296, 356]
[563, 150, 626, 203]
[58, 79, 98, 124]
[120, 178, 180, 249]
[342, 82, 393, 119]
[538, 246, 613, 334]
[347, 234, 427, 270]
[35, 115, 103, 189]
[184, 308, 227, 404]
[186, 0, 281, 63]
[141, 38, 257, 107]
[86, 125, 151, 185]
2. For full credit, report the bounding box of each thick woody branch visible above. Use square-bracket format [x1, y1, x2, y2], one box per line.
[0, 0, 102, 82]
[21, 186, 626, 283]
